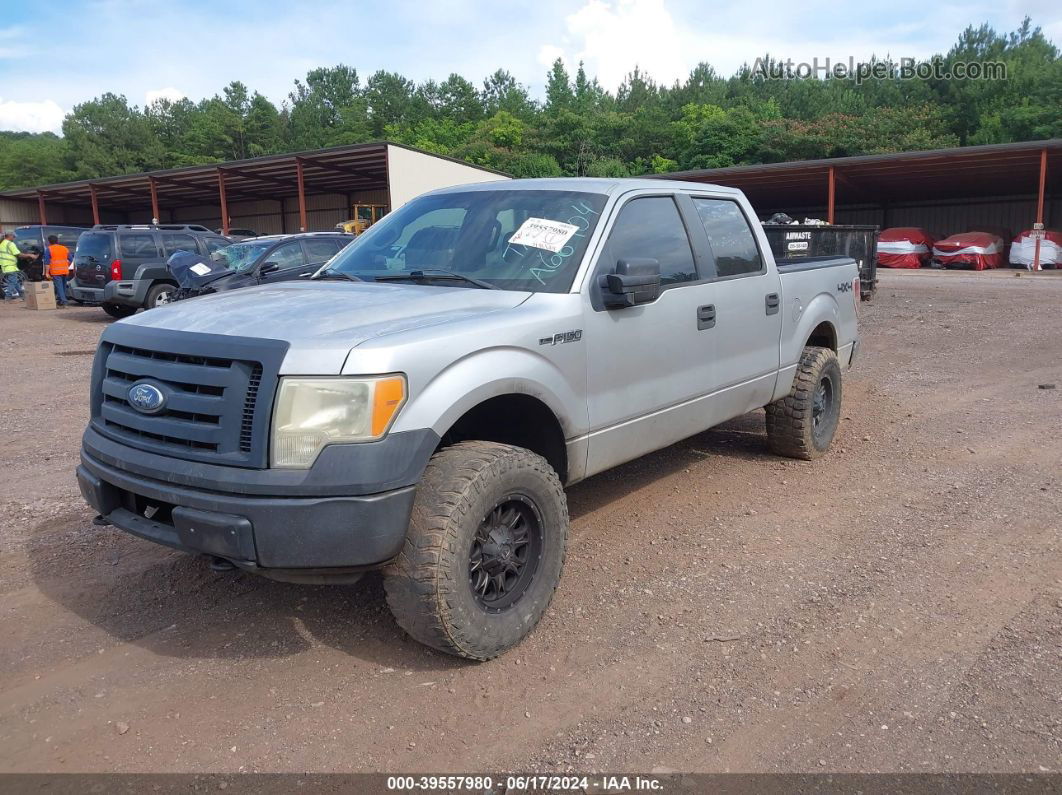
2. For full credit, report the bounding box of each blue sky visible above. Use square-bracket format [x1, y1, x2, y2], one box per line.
[1, 0, 1058, 133]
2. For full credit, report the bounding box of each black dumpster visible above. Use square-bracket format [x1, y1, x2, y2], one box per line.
[762, 224, 878, 300]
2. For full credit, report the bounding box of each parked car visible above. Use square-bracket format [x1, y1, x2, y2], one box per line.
[215, 227, 260, 241]
[169, 232, 355, 300]
[932, 231, 1005, 270]
[12, 225, 88, 281]
[76, 178, 860, 660]
[69, 224, 231, 317]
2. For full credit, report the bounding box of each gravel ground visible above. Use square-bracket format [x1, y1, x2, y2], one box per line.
[0, 269, 1059, 774]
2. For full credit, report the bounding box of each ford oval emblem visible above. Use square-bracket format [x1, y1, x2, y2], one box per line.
[128, 382, 166, 414]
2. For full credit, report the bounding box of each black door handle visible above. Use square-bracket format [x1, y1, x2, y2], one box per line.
[697, 304, 716, 330]
[765, 293, 780, 315]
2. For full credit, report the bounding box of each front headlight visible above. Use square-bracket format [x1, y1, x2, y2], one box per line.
[271, 375, 406, 468]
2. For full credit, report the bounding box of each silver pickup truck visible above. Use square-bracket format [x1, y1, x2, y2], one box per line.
[78, 178, 859, 660]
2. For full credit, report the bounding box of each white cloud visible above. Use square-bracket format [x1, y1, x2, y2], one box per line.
[538, 44, 567, 69]
[0, 97, 65, 134]
[535, 0, 1057, 90]
[570, 0, 687, 87]
[540, 0, 690, 89]
[146, 87, 186, 105]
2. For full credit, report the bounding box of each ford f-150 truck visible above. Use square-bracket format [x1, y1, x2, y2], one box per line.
[78, 178, 859, 660]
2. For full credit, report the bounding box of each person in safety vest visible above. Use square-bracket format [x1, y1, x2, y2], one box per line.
[1, 231, 27, 301]
[45, 235, 71, 307]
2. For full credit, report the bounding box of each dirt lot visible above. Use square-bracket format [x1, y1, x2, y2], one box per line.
[0, 269, 1059, 774]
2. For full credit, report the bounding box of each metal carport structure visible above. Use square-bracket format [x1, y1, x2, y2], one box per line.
[0, 142, 508, 235]
[656, 139, 1061, 269]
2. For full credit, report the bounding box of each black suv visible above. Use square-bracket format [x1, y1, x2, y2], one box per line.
[180, 232, 355, 297]
[70, 224, 231, 318]
[13, 225, 88, 280]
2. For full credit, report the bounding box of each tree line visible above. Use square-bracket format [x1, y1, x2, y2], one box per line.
[0, 20, 1058, 191]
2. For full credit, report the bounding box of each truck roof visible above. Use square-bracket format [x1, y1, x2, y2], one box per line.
[425, 177, 742, 197]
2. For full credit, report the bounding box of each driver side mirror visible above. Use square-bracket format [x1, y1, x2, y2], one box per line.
[601, 258, 661, 308]
[259, 261, 279, 276]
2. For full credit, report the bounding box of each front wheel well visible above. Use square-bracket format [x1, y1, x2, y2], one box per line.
[437, 395, 568, 483]
[806, 321, 837, 351]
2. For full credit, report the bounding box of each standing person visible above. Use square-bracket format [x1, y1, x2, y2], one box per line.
[1, 231, 25, 301]
[45, 235, 71, 307]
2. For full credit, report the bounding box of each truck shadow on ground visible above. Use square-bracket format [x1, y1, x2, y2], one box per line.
[26, 412, 773, 672]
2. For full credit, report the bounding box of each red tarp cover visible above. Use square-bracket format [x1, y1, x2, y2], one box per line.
[1010, 229, 1062, 268]
[932, 232, 1004, 270]
[878, 227, 935, 268]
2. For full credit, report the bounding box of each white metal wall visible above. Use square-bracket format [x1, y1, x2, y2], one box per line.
[0, 198, 116, 230]
[386, 145, 509, 209]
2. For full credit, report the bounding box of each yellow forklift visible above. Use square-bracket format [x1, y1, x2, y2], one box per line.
[335, 204, 389, 235]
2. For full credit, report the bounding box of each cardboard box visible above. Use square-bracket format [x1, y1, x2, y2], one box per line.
[25, 280, 56, 311]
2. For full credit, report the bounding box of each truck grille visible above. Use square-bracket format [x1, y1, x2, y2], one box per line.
[90, 328, 288, 468]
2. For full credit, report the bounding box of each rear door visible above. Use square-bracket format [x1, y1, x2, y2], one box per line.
[73, 232, 115, 287]
[690, 195, 782, 417]
[116, 232, 162, 280]
[160, 232, 201, 258]
[302, 237, 345, 267]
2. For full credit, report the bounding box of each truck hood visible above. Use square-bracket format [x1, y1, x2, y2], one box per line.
[119, 280, 532, 373]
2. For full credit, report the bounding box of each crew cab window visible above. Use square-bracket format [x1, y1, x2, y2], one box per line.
[303, 238, 343, 262]
[601, 197, 697, 286]
[120, 234, 158, 259]
[692, 198, 763, 278]
[265, 241, 305, 269]
[161, 233, 199, 257]
[204, 237, 228, 254]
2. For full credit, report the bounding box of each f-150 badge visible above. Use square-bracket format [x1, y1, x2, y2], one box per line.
[540, 330, 583, 346]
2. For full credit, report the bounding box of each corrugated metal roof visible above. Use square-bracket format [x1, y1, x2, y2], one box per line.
[651, 139, 1062, 210]
[0, 141, 508, 212]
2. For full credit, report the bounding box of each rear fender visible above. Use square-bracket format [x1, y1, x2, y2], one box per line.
[774, 292, 841, 400]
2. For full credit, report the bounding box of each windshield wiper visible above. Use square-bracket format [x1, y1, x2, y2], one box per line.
[374, 269, 498, 290]
[312, 268, 362, 283]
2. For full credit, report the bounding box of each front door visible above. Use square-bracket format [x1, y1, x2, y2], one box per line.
[258, 240, 308, 284]
[583, 194, 717, 477]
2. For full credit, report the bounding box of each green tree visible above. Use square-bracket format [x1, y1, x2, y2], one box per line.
[545, 58, 575, 113]
[0, 132, 71, 189]
[62, 93, 165, 177]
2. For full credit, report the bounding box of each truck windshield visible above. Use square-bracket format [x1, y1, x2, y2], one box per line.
[323, 190, 608, 293]
[212, 240, 274, 273]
